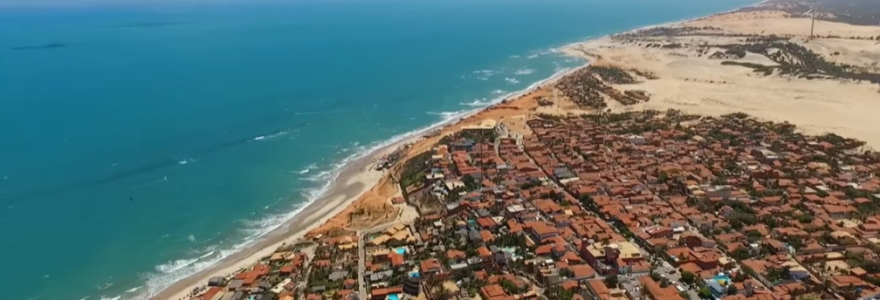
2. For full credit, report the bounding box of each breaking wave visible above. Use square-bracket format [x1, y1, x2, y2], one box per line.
[155, 258, 198, 274]
[504, 77, 520, 84]
[460, 98, 494, 107]
[427, 110, 467, 119]
[513, 68, 535, 75]
[526, 48, 559, 59]
[297, 163, 317, 174]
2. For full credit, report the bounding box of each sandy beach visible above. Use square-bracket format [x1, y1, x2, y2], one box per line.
[151, 143, 393, 300]
[150, 60, 572, 300]
[152, 1, 880, 299]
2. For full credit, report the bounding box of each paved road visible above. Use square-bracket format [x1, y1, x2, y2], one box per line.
[655, 259, 701, 300]
[356, 221, 409, 300]
[357, 231, 367, 300]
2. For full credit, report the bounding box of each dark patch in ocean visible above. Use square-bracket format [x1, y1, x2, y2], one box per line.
[93, 126, 294, 185]
[103, 22, 191, 28]
[10, 43, 66, 50]
[0, 114, 326, 203]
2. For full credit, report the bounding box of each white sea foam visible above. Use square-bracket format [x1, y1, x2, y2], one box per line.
[99, 297, 120, 300]
[490, 89, 505, 95]
[504, 77, 520, 84]
[124, 286, 141, 293]
[132, 63, 584, 300]
[427, 110, 467, 119]
[472, 69, 497, 76]
[513, 68, 535, 75]
[197, 251, 215, 259]
[526, 48, 559, 59]
[300, 169, 333, 182]
[296, 163, 318, 175]
[254, 130, 292, 142]
[155, 258, 198, 274]
[97, 282, 113, 291]
[460, 98, 493, 107]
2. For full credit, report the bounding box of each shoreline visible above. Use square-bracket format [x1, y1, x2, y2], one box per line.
[146, 3, 770, 300]
[150, 141, 395, 300]
[148, 66, 576, 300]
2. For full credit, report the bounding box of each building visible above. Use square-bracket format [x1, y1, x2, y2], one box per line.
[580, 242, 644, 275]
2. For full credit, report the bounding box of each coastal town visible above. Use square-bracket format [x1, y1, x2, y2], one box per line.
[183, 104, 880, 300]
[168, 1, 880, 300]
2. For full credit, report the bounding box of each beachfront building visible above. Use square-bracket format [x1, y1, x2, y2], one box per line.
[187, 108, 880, 300]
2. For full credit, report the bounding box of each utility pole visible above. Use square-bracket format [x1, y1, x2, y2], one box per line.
[803, 4, 816, 39]
[810, 17, 815, 38]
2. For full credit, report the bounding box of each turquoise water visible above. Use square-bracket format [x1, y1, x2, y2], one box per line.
[713, 275, 733, 284]
[0, 0, 754, 299]
[395, 247, 407, 255]
[389, 294, 400, 300]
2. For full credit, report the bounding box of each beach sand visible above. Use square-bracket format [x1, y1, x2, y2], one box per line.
[153, 4, 880, 300]
[151, 68, 566, 300]
[152, 143, 393, 300]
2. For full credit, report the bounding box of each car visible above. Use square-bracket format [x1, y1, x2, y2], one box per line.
[668, 269, 676, 274]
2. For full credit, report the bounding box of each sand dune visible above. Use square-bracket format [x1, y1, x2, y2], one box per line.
[563, 10, 880, 148]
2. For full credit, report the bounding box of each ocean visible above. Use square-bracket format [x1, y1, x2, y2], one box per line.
[0, 0, 755, 299]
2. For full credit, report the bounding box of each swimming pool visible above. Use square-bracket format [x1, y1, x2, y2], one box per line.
[395, 247, 406, 254]
[712, 275, 732, 285]
[389, 294, 400, 300]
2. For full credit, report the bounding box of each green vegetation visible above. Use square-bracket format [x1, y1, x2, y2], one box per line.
[604, 274, 619, 287]
[500, 279, 524, 294]
[846, 251, 880, 273]
[520, 179, 542, 190]
[719, 41, 880, 83]
[764, 267, 791, 283]
[399, 151, 432, 188]
[720, 61, 777, 76]
[727, 284, 738, 295]
[680, 271, 696, 285]
[746, 231, 764, 243]
[546, 286, 575, 300]
[730, 248, 752, 260]
[591, 66, 637, 84]
[787, 236, 805, 251]
[699, 287, 713, 299]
